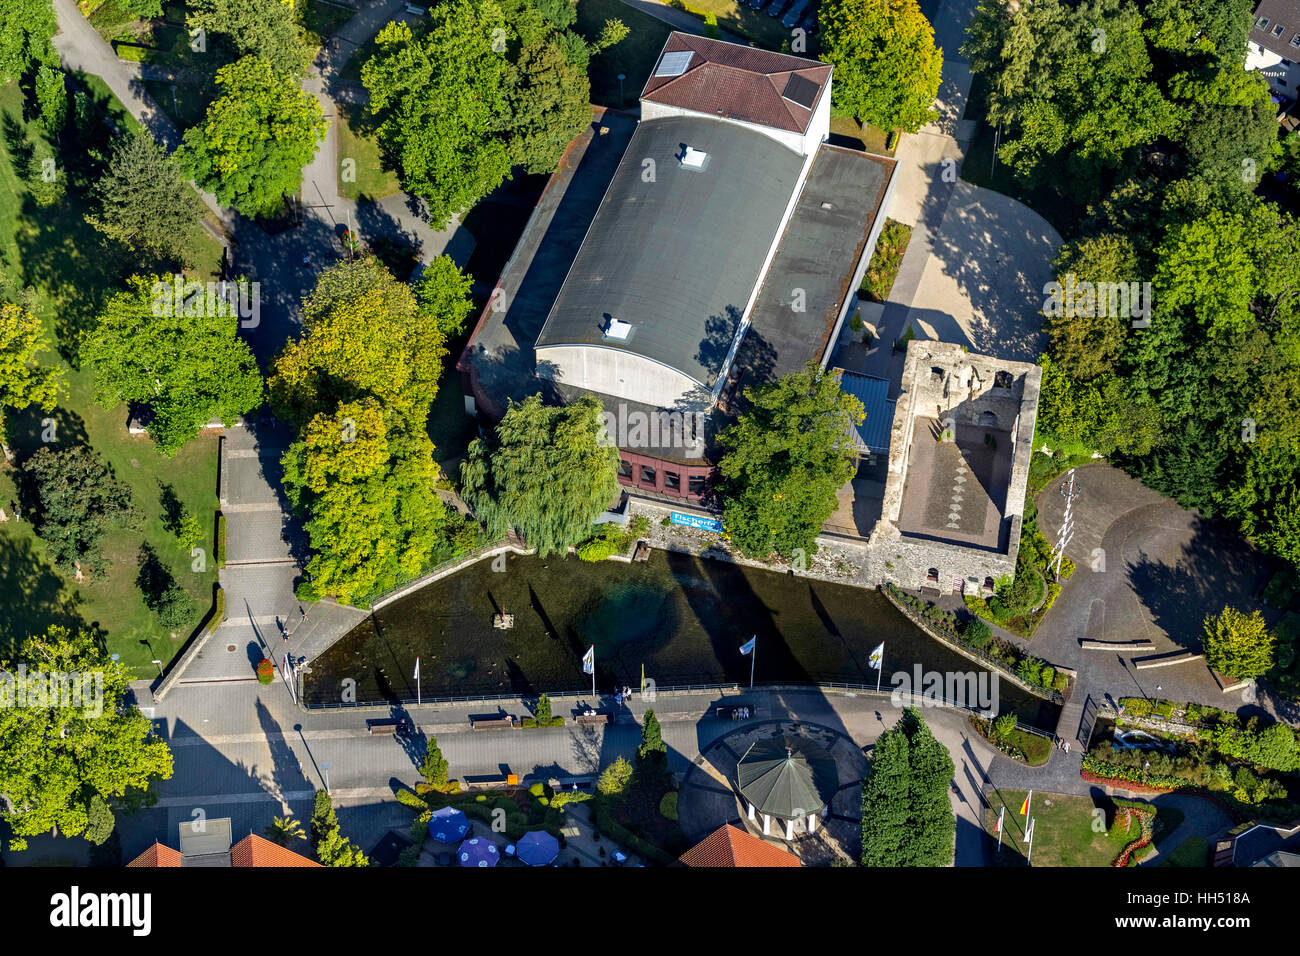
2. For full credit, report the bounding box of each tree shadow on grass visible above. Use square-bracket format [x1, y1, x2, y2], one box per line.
[0, 526, 87, 660]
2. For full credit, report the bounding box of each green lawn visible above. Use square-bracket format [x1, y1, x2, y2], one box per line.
[141, 78, 212, 131]
[666, 0, 809, 52]
[337, 101, 401, 201]
[577, 0, 672, 107]
[986, 789, 1179, 867]
[0, 79, 224, 676]
[300, 0, 356, 40]
[1160, 835, 1209, 868]
[829, 115, 895, 155]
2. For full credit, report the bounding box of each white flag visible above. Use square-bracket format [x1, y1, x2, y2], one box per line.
[413, 657, 420, 681]
[868, 642, 884, 670]
[582, 646, 595, 675]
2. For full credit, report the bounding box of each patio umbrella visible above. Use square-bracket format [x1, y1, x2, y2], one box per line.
[427, 806, 469, 844]
[516, 830, 559, 867]
[457, 837, 500, 868]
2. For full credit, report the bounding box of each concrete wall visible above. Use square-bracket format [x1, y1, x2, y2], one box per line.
[535, 344, 704, 409]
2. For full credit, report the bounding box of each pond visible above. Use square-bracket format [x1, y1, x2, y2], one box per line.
[304, 549, 1061, 726]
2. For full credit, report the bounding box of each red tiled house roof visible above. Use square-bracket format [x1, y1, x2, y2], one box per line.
[678, 824, 802, 867]
[127, 841, 183, 867]
[640, 33, 832, 134]
[127, 833, 321, 867]
[230, 834, 322, 867]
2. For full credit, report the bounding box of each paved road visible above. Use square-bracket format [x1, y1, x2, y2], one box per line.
[18, 683, 1000, 866]
[844, 0, 1058, 388]
[52, 0, 479, 686]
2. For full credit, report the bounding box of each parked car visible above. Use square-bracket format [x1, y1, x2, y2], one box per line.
[782, 0, 811, 28]
[766, 0, 791, 17]
[748, 0, 768, 10]
[799, 11, 819, 34]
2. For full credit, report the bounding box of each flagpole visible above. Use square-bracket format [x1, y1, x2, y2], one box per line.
[750, 636, 756, 689]
[592, 648, 596, 698]
[875, 642, 883, 693]
[1027, 817, 1035, 865]
[996, 807, 1004, 853]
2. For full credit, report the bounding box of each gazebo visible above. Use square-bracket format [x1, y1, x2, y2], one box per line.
[736, 735, 838, 841]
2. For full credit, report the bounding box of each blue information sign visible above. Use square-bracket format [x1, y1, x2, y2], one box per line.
[670, 511, 722, 533]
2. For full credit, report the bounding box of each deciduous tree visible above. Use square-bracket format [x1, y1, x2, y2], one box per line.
[188, 0, 311, 75]
[82, 274, 263, 454]
[179, 55, 325, 218]
[460, 393, 620, 557]
[821, 0, 942, 133]
[0, 627, 174, 850]
[717, 363, 863, 560]
[0, 302, 63, 420]
[1203, 606, 1275, 681]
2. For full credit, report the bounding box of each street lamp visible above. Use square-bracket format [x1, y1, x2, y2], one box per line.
[152, 659, 164, 678]
[617, 73, 626, 108]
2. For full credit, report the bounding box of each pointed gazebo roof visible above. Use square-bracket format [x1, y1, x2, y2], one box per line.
[736, 735, 837, 820]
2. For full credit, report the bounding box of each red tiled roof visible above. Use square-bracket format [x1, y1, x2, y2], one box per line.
[641, 33, 832, 135]
[678, 824, 802, 867]
[127, 841, 183, 868]
[230, 833, 322, 868]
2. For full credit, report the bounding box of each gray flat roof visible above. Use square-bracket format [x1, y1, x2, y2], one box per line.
[534, 115, 805, 389]
[739, 144, 892, 386]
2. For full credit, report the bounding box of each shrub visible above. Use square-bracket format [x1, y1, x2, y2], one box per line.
[256, 658, 275, 684]
[596, 756, 634, 798]
[659, 791, 678, 821]
[396, 788, 427, 810]
[963, 617, 992, 647]
[993, 713, 1018, 742]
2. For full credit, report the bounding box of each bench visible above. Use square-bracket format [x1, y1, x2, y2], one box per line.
[575, 712, 611, 726]
[367, 720, 401, 736]
[470, 715, 518, 731]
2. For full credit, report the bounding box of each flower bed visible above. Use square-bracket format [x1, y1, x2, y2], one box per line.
[1112, 806, 1155, 867]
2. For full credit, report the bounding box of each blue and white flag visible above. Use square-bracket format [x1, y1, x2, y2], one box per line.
[868, 642, 885, 670]
[413, 656, 420, 681]
[582, 646, 595, 675]
[738, 636, 756, 656]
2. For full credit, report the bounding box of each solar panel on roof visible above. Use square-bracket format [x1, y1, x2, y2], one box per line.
[654, 50, 693, 77]
[781, 73, 820, 109]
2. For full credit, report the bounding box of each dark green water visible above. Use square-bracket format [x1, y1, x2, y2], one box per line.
[304, 550, 1059, 726]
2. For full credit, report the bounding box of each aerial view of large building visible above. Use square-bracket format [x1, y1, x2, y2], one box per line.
[461, 32, 897, 503]
[4, 0, 1296, 921]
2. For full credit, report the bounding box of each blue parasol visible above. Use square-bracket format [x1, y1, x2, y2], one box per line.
[427, 806, 470, 844]
[516, 830, 560, 867]
[457, 836, 501, 868]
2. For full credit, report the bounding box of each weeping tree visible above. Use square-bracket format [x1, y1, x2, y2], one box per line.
[461, 394, 619, 556]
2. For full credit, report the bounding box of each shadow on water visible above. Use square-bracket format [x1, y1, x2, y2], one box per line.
[304, 551, 1059, 725]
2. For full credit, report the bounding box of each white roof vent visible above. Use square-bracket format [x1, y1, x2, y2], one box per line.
[680, 146, 708, 169]
[605, 317, 633, 340]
